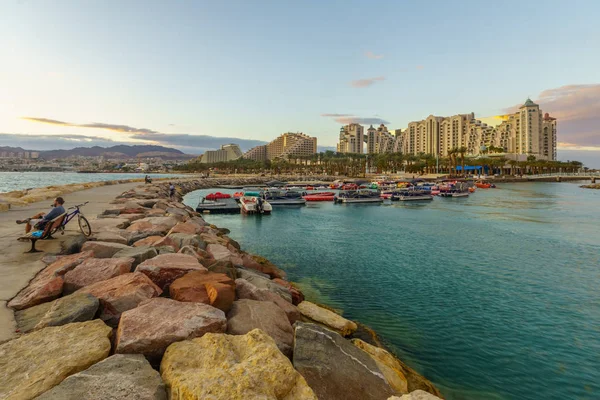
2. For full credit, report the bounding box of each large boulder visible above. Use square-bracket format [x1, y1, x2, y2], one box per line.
[36, 354, 167, 400]
[169, 271, 235, 312]
[178, 245, 212, 264]
[235, 278, 299, 323]
[167, 221, 204, 235]
[207, 259, 237, 279]
[132, 235, 163, 247]
[297, 301, 357, 336]
[0, 320, 112, 400]
[7, 251, 94, 310]
[136, 253, 207, 291]
[115, 298, 226, 359]
[76, 272, 162, 326]
[241, 254, 286, 279]
[112, 246, 158, 268]
[63, 257, 134, 294]
[167, 233, 204, 250]
[293, 322, 395, 400]
[160, 329, 316, 400]
[227, 299, 294, 357]
[351, 339, 409, 394]
[237, 268, 292, 303]
[14, 292, 99, 333]
[91, 231, 128, 245]
[81, 241, 131, 258]
[127, 216, 181, 235]
[206, 243, 242, 265]
[273, 278, 305, 305]
[353, 339, 443, 398]
[152, 235, 181, 252]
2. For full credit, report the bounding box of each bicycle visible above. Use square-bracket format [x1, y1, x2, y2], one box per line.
[53, 201, 92, 237]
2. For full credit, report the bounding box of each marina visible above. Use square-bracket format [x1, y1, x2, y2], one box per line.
[183, 181, 600, 400]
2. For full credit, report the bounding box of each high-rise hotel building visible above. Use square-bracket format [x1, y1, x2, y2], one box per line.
[244, 132, 317, 161]
[336, 99, 557, 160]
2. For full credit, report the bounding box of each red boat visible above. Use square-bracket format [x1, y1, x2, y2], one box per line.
[303, 192, 335, 201]
[205, 192, 232, 201]
[341, 183, 359, 190]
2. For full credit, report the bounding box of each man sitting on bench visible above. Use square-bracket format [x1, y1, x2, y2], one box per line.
[16, 197, 66, 234]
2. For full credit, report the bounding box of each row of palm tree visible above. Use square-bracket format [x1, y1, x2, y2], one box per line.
[175, 151, 585, 177]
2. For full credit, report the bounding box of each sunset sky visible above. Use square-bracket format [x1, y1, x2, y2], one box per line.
[1, 0, 599, 166]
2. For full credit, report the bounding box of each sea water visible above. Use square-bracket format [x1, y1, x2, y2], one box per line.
[0, 172, 186, 193]
[184, 183, 600, 400]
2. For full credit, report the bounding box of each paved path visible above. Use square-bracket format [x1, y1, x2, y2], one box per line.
[0, 182, 141, 343]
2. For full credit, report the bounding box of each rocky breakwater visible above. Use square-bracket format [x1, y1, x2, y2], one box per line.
[580, 182, 600, 189]
[1, 180, 444, 399]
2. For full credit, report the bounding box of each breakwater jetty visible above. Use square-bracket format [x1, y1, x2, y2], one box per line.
[0, 177, 443, 399]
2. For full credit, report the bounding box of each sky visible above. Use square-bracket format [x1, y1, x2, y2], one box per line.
[1, 0, 599, 166]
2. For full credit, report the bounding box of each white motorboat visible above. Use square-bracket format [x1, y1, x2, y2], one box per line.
[239, 196, 272, 214]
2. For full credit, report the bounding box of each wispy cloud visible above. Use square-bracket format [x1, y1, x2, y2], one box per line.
[349, 76, 385, 88]
[22, 117, 158, 134]
[322, 114, 390, 125]
[502, 84, 600, 147]
[416, 65, 424, 70]
[365, 51, 384, 60]
[12, 117, 270, 153]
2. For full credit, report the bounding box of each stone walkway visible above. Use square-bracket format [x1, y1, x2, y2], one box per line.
[0, 182, 141, 343]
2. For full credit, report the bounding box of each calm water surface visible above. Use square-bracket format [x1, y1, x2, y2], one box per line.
[184, 183, 600, 400]
[0, 172, 186, 193]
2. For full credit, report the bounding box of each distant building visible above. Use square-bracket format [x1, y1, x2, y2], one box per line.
[200, 144, 243, 164]
[244, 145, 268, 162]
[367, 124, 396, 154]
[337, 123, 364, 153]
[244, 132, 317, 161]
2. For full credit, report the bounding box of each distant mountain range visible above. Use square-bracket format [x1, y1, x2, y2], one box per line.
[0, 145, 196, 160]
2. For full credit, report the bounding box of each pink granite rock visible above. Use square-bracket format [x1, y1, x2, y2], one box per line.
[115, 297, 226, 358]
[169, 271, 235, 312]
[7, 251, 94, 310]
[135, 253, 207, 291]
[76, 272, 162, 325]
[63, 257, 135, 294]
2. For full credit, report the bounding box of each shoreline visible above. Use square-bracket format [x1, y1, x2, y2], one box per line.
[0, 176, 443, 399]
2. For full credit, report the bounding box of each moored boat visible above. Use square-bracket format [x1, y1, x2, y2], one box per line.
[261, 189, 306, 205]
[205, 192, 231, 201]
[239, 196, 272, 214]
[303, 191, 335, 201]
[334, 189, 383, 204]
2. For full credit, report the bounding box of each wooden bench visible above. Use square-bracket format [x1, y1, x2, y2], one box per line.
[18, 213, 66, 253]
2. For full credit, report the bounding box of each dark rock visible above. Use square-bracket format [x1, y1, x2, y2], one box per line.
[60, 234, 88, 255]
[112, 246, 158, 268]
[208, 260, 237, 280]
[235, 278, 299, 323]
[293, 322, 395, 400]
[14, 293, 99, 333]
[227, 299, 294, 357]
[236, 268, 292, 303]
[36, 354, 167, 400]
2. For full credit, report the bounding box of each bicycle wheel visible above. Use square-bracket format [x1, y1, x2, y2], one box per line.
[78, 215, 92, 237]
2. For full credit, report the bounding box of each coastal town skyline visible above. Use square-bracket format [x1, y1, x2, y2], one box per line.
[1, 1, 599, 166]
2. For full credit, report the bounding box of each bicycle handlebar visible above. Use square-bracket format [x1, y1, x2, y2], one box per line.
[68, 201, 89, 210]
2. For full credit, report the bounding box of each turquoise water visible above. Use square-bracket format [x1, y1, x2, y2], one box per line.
[184, 183, 600, 400]
[0, 172, 186, 193]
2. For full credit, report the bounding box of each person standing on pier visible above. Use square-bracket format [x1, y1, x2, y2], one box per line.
[169, 183, 176, 198]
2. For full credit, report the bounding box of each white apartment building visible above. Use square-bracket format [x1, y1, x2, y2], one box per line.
[243, 132, 317, 161]
[337, 123, 364, 154]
